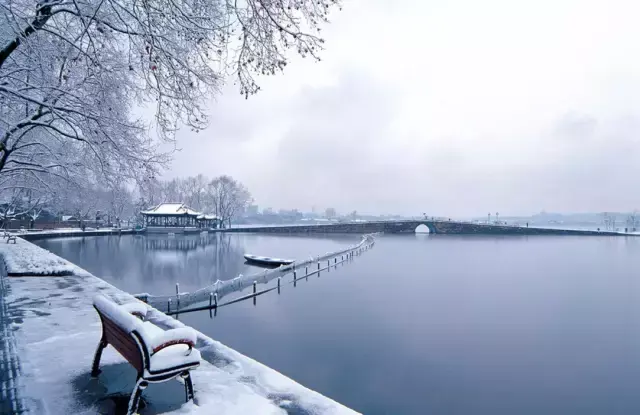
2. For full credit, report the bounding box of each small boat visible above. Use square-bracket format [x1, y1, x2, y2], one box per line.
[244, 254, 294, 268]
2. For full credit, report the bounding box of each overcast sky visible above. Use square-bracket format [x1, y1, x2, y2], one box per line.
[166, 0, 640, 217]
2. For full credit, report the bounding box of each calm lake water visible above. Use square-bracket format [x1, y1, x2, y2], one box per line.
[36, 233, 640, 414]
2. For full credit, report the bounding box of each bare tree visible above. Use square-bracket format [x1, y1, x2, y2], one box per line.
[626, 210, 638, 232]
[101, 184, 134, 227]
[138, 176, 165, 207]
[0, 0, 340, 192]
[183, 174, 208, 211]
[160, 178, 189, 205]
[206, 175, 251, 227]
[27, 205, 43, 228]
[54, 180, 99, 226]
[0, 173, 50, 228]
[601, 212, 617, 231]
[0, 188, 26, 228]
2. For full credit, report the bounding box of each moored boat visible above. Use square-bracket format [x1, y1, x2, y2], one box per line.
[243, 254, 294, 267]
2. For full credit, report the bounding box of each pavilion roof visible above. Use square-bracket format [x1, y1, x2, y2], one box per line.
[140, 203, 201, 216]
[197, 214, 220, 220]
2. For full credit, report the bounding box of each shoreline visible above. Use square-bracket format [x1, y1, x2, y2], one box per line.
[0, 238, 359, 414]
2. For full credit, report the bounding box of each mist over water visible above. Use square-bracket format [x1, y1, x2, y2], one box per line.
[37, 233, 640, 414]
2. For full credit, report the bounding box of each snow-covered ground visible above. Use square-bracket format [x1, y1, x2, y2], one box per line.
[0, 237, 81, 275]
[0, 239, 358, 414]
[16, 227, 134, 236]
[6, 227, 123, 234]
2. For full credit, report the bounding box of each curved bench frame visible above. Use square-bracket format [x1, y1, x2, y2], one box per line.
[3, 231, 16, 243]
[92, 303, 199, 415]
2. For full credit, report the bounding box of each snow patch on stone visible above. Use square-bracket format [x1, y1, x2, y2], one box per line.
[0, 237, 85, 275]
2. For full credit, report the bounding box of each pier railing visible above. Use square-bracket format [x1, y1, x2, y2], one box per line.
[136, 233, 378, 314]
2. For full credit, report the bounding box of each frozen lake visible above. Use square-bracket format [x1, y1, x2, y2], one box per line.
[36, 233, 640, 414]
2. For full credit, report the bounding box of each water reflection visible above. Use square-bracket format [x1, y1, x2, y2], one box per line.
[36, 233, 246, 294]
[31, 233, 640, 414]
[34, 233, 355, 296]
[179, 234, 640, 415]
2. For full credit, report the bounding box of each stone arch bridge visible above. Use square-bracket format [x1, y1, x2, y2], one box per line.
[220, 220, 620, 236]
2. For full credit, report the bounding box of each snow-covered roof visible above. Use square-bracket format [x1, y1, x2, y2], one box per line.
[141, 203, 201, 216]
[197, 214, 220, 220]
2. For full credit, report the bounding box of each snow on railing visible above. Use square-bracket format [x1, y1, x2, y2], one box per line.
[136, 233, 378, 314]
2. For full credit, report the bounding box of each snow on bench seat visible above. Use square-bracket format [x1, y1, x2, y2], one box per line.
[92, 295, 200, 414]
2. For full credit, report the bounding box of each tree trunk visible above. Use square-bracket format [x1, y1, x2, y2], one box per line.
[0, 145, 10, 173]
[0, 4, 53, 70]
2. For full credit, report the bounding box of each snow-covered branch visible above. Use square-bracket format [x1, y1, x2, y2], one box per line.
[1, 0, 338, 205]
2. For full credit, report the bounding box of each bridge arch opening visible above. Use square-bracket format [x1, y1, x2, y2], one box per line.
[415, 224, 430, 234]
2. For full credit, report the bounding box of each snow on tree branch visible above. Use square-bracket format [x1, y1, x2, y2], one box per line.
[1, 0, 340, 201]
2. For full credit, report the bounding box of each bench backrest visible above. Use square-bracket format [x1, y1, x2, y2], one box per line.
[94, 295, 148, 374]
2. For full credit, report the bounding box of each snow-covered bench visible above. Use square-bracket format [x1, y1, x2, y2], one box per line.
[91, 295, 201, 415]
[3, 231, 16, 244]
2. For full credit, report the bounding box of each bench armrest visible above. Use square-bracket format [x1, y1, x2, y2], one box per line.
[120, 302, 148, 319]
[149, 328, 197, 355]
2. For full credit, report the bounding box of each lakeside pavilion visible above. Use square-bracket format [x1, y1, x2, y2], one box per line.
[197, 214, 220, 229]
[141, 203, 220, 233]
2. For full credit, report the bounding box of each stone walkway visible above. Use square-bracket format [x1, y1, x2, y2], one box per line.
[0, 260, 30, 414]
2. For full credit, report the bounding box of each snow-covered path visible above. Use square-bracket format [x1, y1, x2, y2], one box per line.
[0, 259, 29, 414]
[0, 239, 359, 414]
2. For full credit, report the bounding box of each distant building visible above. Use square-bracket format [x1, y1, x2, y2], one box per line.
[278, 209, 303, 222]
[325, 207, 337, 219]
[141, 203, 220, 233]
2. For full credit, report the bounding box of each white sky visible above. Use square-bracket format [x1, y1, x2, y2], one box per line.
[166, 0, 640, 217]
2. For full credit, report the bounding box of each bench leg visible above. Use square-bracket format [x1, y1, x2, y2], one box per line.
[91, 339, 108, 377]
[181, 371, 194, 402]
[127, 377, 148, 415]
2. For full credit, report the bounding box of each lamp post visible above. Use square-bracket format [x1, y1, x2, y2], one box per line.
[496, 212, 499, 224]
[488, 213, 491, 224]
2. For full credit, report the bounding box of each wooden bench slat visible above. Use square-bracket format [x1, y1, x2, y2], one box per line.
[92, 296, 199, 415]
[110, 337, 143, 371]
[101, 316, 144, 372]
